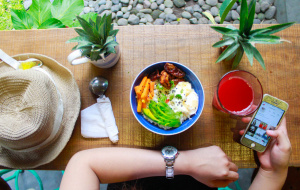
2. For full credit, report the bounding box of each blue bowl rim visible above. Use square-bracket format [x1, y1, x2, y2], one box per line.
[130, 61, 205, 135]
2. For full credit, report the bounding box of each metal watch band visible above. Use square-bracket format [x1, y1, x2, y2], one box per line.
[165, 160, 175, 179]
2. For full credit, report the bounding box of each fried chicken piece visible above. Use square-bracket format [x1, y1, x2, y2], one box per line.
[164, 62, 185, 78]
[149, 70, 160, 81]
[172, 78, 185, 86]
[160, 70, 171, 89]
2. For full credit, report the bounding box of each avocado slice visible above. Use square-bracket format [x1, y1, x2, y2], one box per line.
[142, 108, 158, 122]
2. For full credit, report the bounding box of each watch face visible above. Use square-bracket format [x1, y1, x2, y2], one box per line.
[162, 146, 178, 159]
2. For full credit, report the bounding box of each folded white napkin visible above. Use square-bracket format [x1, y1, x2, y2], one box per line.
[81, 96, 119, 143]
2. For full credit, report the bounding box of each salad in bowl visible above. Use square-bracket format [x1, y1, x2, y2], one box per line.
[130, 61, 205, 135]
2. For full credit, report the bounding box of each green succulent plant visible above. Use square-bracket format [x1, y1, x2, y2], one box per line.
[67, 14, 119, 61]
[211, 0, 295, 69]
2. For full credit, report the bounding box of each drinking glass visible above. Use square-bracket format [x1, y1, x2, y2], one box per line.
[212, 70, 263, 116]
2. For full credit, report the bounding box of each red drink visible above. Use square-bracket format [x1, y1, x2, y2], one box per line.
[218, 77, 254, 113]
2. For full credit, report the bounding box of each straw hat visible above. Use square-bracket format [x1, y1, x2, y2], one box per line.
[0, 53, 80, 169]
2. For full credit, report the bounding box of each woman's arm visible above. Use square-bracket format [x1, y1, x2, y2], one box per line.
[60, 146, 239, 190]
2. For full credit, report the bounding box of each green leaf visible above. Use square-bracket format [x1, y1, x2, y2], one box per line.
[51, 0, 84, 27]
[76, 16, 99, 42]
[210, 26, 236, 34]
[27, 0, 52, 26]
[216, 42, 240, 63]
[239, 0, 248, 34]
[212, 38, 235, 48]
[223, 30, 239, 38]
[225, 49, 237, 61]
[244, 0, 256, 35]
[11, 9, 35, 29]
[249, 28, 271, 36]
[252, 46, 266, 70]
[219, 0, 237, 24]
[71, 45, 78, 51]
[66, 36, 88, 43]
[240, 41, 253, 66]
[203, 11, 216, 24]
[261, 22, 296, 35]
[71, 12, 97, 27]
[38, 18, 65, 29]
[109, 29, 119, 37]
[90, 49, 101, 61]
[232, 47, 244, 69]
[249, 34, 282, 44]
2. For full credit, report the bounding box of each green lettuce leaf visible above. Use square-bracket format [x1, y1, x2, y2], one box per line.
[27, 0, 52, 26]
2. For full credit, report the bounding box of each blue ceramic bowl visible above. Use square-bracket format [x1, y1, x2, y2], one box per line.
[130, 61, 205, 135]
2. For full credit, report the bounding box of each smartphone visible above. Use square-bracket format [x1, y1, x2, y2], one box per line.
[240, 94, 289, 152]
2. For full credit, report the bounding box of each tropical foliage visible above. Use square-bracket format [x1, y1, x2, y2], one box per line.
[66, 14, 119, 61]
[0, 0, 23, 30]
[211, 0, 295, 69]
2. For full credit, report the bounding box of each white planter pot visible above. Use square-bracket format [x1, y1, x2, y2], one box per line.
[67, 45, 121, 68]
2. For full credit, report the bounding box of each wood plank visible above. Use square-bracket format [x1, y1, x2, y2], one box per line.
[0, 24, 299, 169]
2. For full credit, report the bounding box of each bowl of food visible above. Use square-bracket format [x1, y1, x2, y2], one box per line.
[130, 61, 205, 135]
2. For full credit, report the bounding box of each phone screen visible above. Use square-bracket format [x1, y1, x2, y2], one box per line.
[244, 101, 285, 146]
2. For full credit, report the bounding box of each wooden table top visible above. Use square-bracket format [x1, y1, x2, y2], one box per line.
[0, 25, 299, 170]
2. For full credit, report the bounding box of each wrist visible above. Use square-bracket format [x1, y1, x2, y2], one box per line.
[174, 150, 191, 175]
[258, 166, 288, 183]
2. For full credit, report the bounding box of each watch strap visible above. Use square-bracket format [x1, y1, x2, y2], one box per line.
[165, 160, 175, 179]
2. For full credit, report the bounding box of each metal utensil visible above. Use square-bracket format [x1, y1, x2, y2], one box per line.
[89, 76, 108, 98]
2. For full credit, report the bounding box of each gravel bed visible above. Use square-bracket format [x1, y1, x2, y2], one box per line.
[24, 0, 279, 26]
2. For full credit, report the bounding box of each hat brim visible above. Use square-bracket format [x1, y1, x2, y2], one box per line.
[0, 53, 80, 169]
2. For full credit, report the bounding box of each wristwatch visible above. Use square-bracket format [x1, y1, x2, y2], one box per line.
[161, 146, 179, 179]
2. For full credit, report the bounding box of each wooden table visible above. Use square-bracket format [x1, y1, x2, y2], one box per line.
[0, 25, 299, 170]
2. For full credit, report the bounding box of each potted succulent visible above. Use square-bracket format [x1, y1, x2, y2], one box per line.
[67, 14, 120, 68]
[209, 0, 295, 69]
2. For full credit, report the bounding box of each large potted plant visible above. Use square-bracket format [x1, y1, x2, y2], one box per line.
[210, 0, 295, 69]
[67, 14, 120, 68]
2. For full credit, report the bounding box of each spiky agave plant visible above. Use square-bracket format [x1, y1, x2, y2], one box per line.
[67, 14, 119, 61]
[211, 0, 295, 69]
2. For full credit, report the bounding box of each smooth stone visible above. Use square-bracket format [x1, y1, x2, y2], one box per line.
[123, 12, 130, 18]
[83, 7, 91, 13]
[193, 4, 202, 13]
[216, 2, 222, 9]
[128, 14, 140, 24]
[139, 23, 145, 25]
[198, 17, 208, 24]
[136, 4, 144, 11]
[152, 10, 162, 19]
[133, 0, 138, 6]
[198, 0, 205, 6]
[112, 0, 119, 4]
[151, 2, 158, 10]
[206, 0, 217, 6]
[143, 0, 151, 8]
[202, 4, 211, 10]
[164, 7, 173, 14]
[97, 5, 106, 13]
[224, 10, 232, 21]
[231, 10, 239, 20]
[233, 20, 240, 24]
[140, 18, 147, 23]
[159, 4, 165, 11]
[101, 10, 112, 16]
[231, 2, 237, 9]
[170, 21, 178, 25]
[173, 0, 185, 8]
[190, 18, 198, 24]
[204, 10, 211, 15]
[165, 13, 177, 22]
[121, 7, 128, 12]
[117, 18, 128, 25]
[137, 13, 145, 18]
[105, 1, 112, 9]
[130, 8, 139, 14]
[89, 1, 96, 7]
[159, 12, 166, 19]
[112, 12, 116, 19]
[193, 12, 202, 19]
[164, 0, 174, 8]
[182, 11, 192, 19]
[223, 21, 231, 24]
[266, 0, 275, 4]
[111, 5, 120, 12]
[117, 11, 123, 17]
[180, 18, 190, 24]
[156, 0, 164, 5]
[208, 20, 213, 24]
[154, 18, 165, 25]
[262, 19, 272, 24]
[265, 6, 276, 19]
[215, 16, 220, 23]
[98, 0, 106, 5]
[90, 7, 95, 12]
[128, 5, 133, 10]
[253, 19, 261, 24]
[83, 1, 88, 7]
[270, 19, 278, 24]
[144, 14, 154, 22]
[210, 7, 219, 16]
[120, 0, 129, 3]
[146, 22, 153, 25]
[185, 6, 194, 14]
[140, 9, 152, 14]
[257, 13, 265, 20]
[237, 5, 240, 14]
[255, 3, 261, 13]
[219, 0, 225, 2]
[260, 2, 270, 12]
[138, 0, 144, 3]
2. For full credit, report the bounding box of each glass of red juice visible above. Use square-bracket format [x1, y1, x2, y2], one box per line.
[212, 70, 263, 116]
